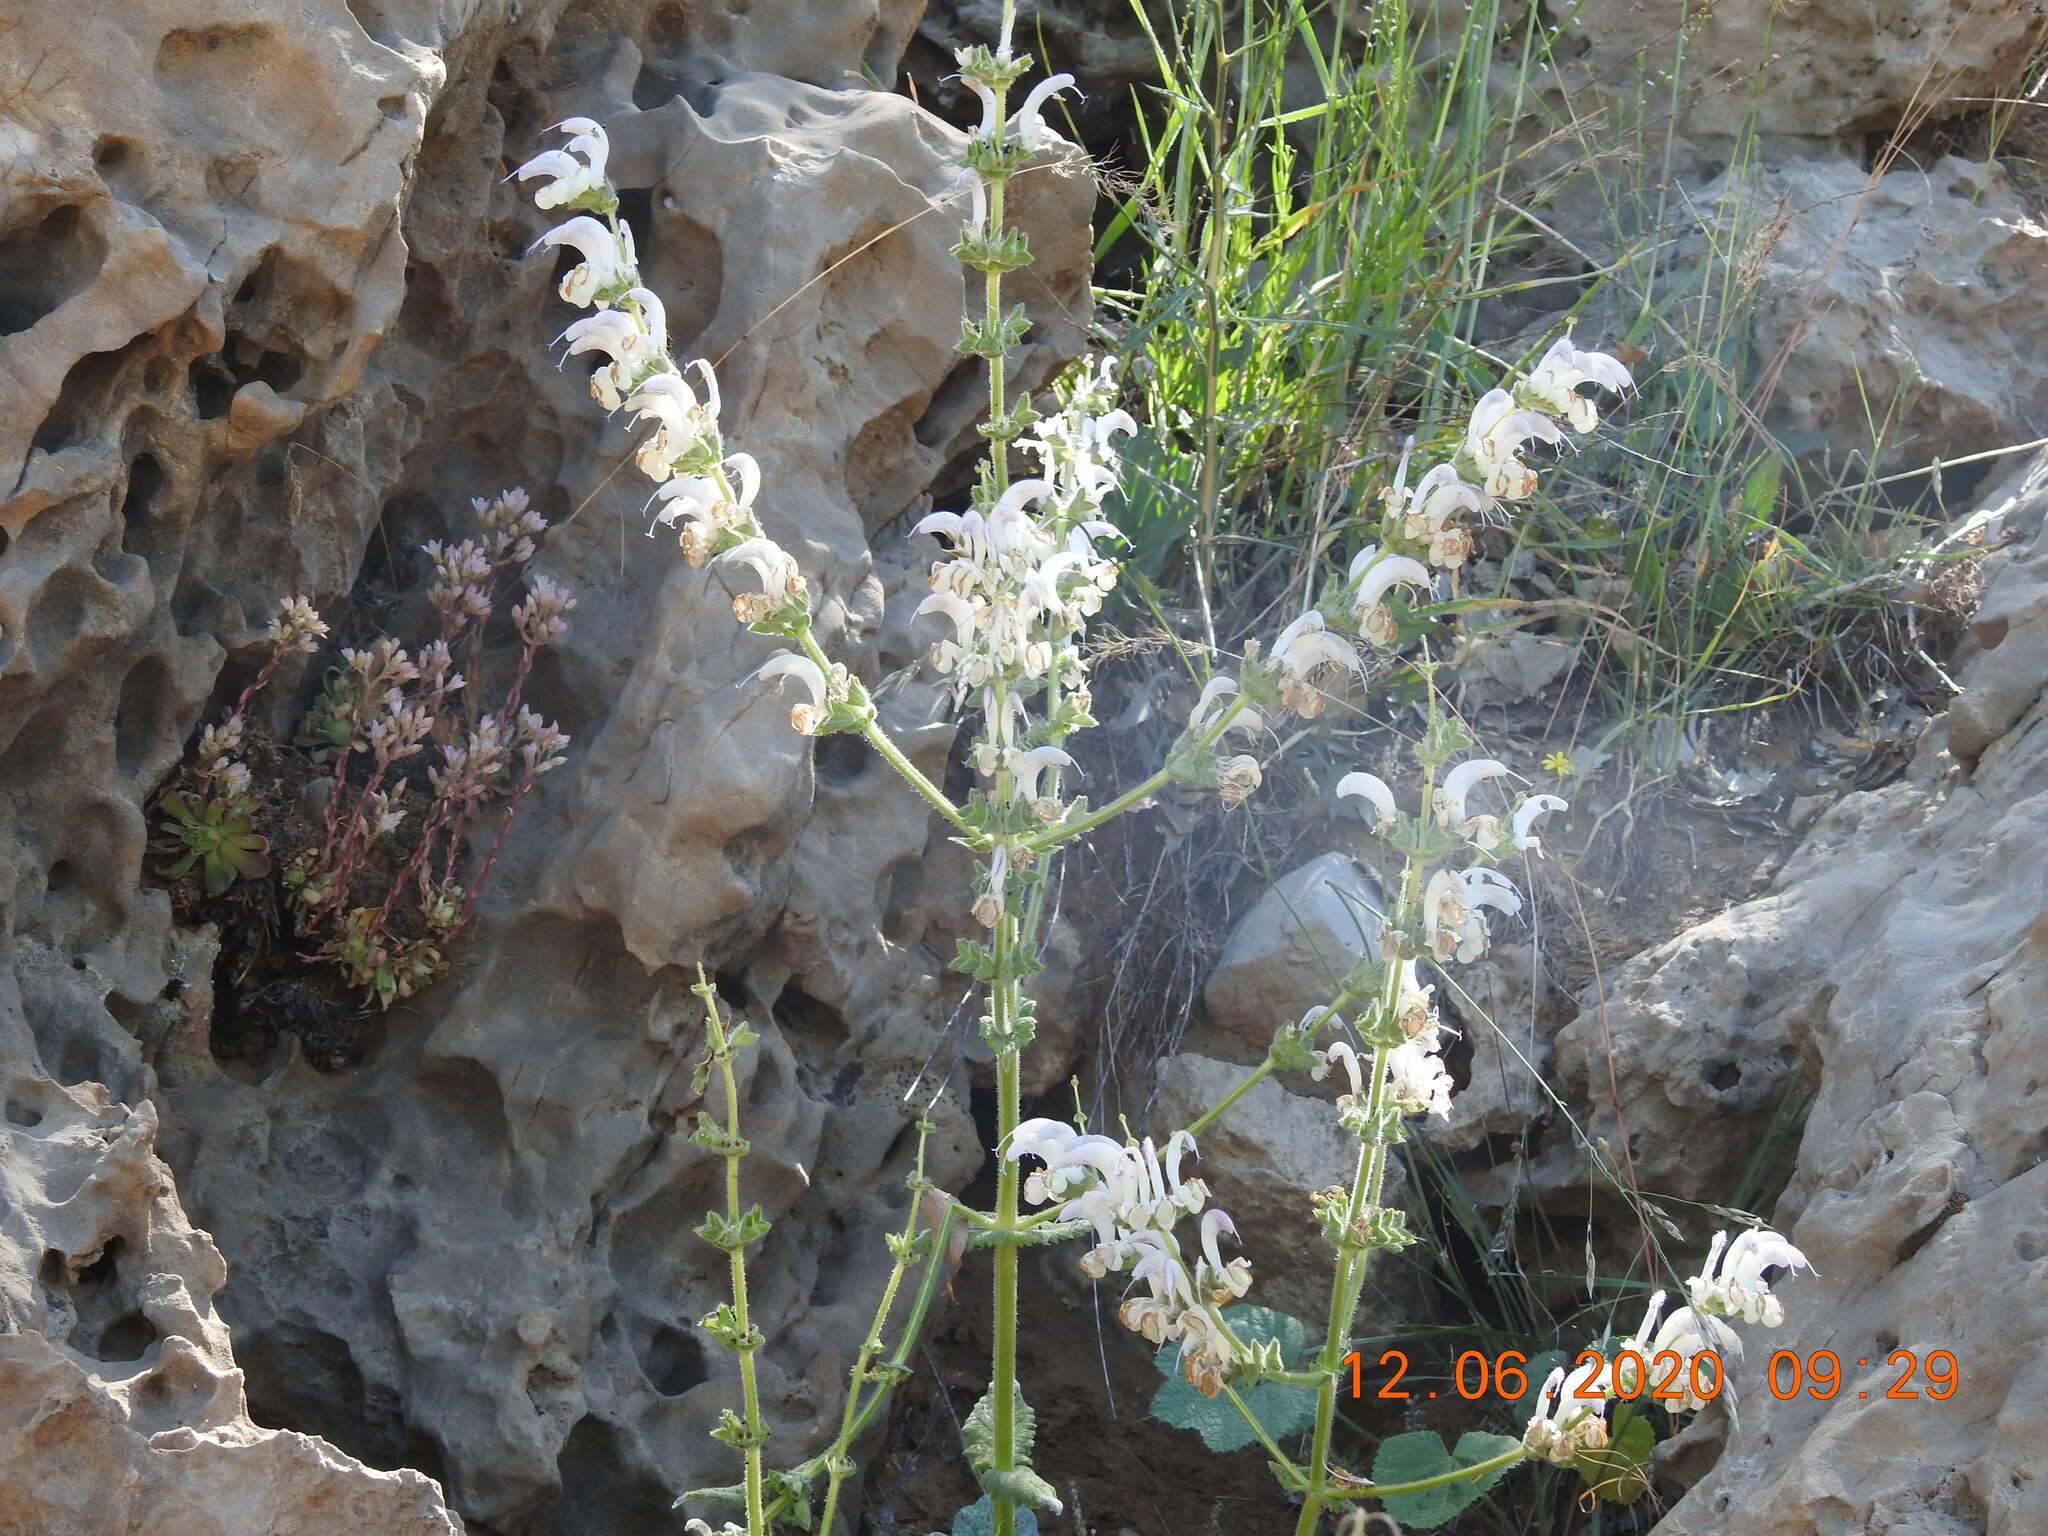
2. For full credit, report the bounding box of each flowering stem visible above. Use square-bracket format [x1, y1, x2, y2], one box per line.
[791, 626, 971, 835]
[453, 767, 538, 937]
[1022, 687, 1254, 852]
[989, 909, 1025, 1536]
[1293, 770, 1434, 1536]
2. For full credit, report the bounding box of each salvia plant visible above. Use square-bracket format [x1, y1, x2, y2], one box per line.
[160, 495, 573, 1010]
[515, 7, 1812, 1532]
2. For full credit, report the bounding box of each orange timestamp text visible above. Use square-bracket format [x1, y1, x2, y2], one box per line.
[1343, 1347, 1960, 1403]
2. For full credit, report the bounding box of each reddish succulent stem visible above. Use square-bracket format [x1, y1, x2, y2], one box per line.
[453, 769, 536, 938]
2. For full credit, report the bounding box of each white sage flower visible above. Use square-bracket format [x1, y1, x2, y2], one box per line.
[1196, 1209, 1253, 1301]
[1464, 389, 1565, 501]
[1335, 770, 1399, 831]
[1347, 545, 1433, 646]
[1512, 793, 1568, 855]
[1687, 1228, 1814, 1327]
[1385, 1036, 1454, 1119]
[1522, 1358, 1611, 1464]
[1519, 337, 1635, 432]
[531, 215, 636, 307]
[1436, 757, 1512, 828]
[1616, 1291, 1741, 1413]
[973, 843, 1010, 929]
[753, 653, 828, 735]
[1269, 611, 1360, 717]
[512, 117, 610, 209]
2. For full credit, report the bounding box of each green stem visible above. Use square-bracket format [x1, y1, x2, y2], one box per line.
[1022, 688, 1254, 852]
[1293, 764, 1435, 1536]
[817, 1126, 936, 1536]
[792, 626, 971, 835]
[1323, 1446, 1532, 1503]
[1186, 1059, 1273, 1138]
[702, 973, 770, 1536]
[989, 911, 1024, 1536]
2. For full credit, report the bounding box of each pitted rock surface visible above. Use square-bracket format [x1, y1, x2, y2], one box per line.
[0, 0, 1090, 1530]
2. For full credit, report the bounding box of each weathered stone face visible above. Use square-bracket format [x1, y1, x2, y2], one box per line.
[0, 1, 1090, 1530]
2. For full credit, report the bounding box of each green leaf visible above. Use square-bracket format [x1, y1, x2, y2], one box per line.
[1569, 1405, 1654, 1505]
[961, 1385, 1061, 1516]
[945, 1495, 1039, 1536]
[1370, 1430, 1524, 1529]
[1146, 1305, 1315, 1452]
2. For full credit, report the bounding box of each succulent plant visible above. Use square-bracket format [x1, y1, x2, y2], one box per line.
[154, 790, 272, 894]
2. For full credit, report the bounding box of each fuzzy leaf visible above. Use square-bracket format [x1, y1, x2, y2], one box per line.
[1146, 1305, 1315, 1452]
[1370, 1430, 1523, 1529]
[961, 1385, 1061, 1515]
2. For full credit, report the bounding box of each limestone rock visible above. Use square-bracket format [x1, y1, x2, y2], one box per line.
[1201, 853, 1385, 1060]
[1691, 154, 2048, 476]
[0, 1006, 461, 1535]
[1550, 447, 2048, 1533]
[0, 0, 1091, 1530]
[1556, 0, 2048, 138]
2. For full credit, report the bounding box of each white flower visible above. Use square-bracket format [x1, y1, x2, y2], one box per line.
[1385, 1037, 1454, 1119]
[1617, 1291, 1741, 1413]
[753, 653, 828, 734]
[1687, 1228, 1814, 1327]
[967, 71, 1079, 154]
[1511, 793, 1568, 855]
[973, 843, 1010, 928]
[1436, 757, 1512, 828]
[1522, 1359, 1611, 1464]
[530, 215, 636, 307]
[1010, 744, 1076, 819]
[512, 117, 610, 209]
[1464, 388, 1565, 500]
[625, 364, 722, 476]
[1196, 1209, 1253, 1301]
[1269, 611, 1360, 717]
[1190, 676, 1265, 737]
[1403, 464, 1487, 538]
[1335, 770, 1399, 831]
[1520, 337, 1634, 433]
[1423, 867, 1468, 962]
[1311, 1041, 1365, 1108]
[1011, 72, 1079, 152]
[1347, 546, 1433, 645]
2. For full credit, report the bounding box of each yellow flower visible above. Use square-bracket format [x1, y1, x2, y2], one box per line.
[1542, 750, 1573, 777]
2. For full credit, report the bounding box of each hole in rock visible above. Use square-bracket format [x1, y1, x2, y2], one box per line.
[121, 452, 164, 528]
[1706, 1061, 1740, 1091]
[32, 340, 147, 455]
[813, 733, 873, 787]
[0, 526, 10, 559]
[638, 1324, 709, 1397]
[93, 137, 134, 173]
[554, 1416, 680, 1536]
[97, 1309, 158, 1361]
[114, 655, 173, 781]
[913, 360, 984, 450]
[0, 204, 108, 335]
[39, 1250, 66, 1290]
[4, 1098, 43, 1128]
[46, 861, 78, 895]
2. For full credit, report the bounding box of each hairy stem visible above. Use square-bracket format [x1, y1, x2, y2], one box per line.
[1293, 765, 1435, 1536]
[698, 971, 770, 1536]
